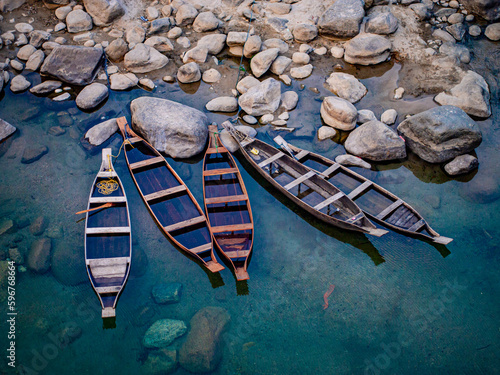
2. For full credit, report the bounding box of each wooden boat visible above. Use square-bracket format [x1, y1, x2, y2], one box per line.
[203, 124, 254, 281]
[85, 148, 132, 318]
[116, 117, 224, 273]
[221, 121, 387, 237]
[275, 139, 453, 245]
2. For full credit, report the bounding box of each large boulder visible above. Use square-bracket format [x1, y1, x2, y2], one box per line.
[318, 0, 365, 38]
[40, 46, 104, 85]
[152, 282, 182, 304]
[397, 106, 482, 163]
[51, 237, 88, 285]
[344, 33, 391, 65]
[143, 319, 187, 349]
[0, 0, 25, 12]
[325, 72, 367, 103]
[124, 44, 168, 73]
[28, 238, 51, 273]
[0, 119, 16, 142]
[76, 83, 108, 109]
[250, 48, 279, 78]
[460, 0, 500, 21]
[83, 0, 125, 26]
[434, 71, 491, 118]
[66, 9, 93, 33]
[130, 97, 209, 158]
[143, 349, 178, 374]
[179, 307, 230, 373]
[238, 78, 281, 116]
[345, 120, 406, 161]
[320, 96, 357, 131]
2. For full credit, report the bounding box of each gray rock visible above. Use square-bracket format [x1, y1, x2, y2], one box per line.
[446, 23, 466, 41]
[126, 26, 146, 46]
[320, 96, 357, 131]
[267, 2, 291, 14]
[152, 282, 182, 304]
[144, 36, 173, 52]
[448, 13, 464, 24]
[202, 68, 221, 83]
[345, 120, 406, 161]
[270, 55, 292, 75]
[0, 0, 25, 12]
[242, 116, 257, 125]
[439, 42, 470, 64]
[335, 154, 371, 169]
[193, 11, 220, 33]
[76, 82, 108, 109]
[85, 118, 117, 145]
[250, 48, 279, 78]
[318, 0, 365, 38]
[30, 216, 48, 235]
[176, 3, 198, 26]
[292, 52, 310, 64]
[238, 78, 281, 116]
[167, 26, 182, 39]
[10, 75, 31, 92]
[409, 3, 431, 20]
[143, 349, 177, 374]
[290, 64, 313, 79]
[52, 92, 71, 101]
[281, 91, 298, 110]
[432, 29, 456, 43]
[40, 46, 104, 85]
[182, 46, 208, 63]
[17, 44, 37, 61]
[325, 72, 367, 104]
[0, 119, 16, 142]
[147, 18, 172, 35]
[460, 0, 500, 22]
[143, 319, 187, 349]
[236, 75, 260, 94]
[124, 43, 169, 73]
[226, 31, 248, 46]
[344, 33, 391, 65]
[317, 126, 337, 141]
[357, 109, 377, 123]
[444, 154, 478, 175]
[177, 62, 201, 84]
[110, 73, 138, 90]
[485, 23, 500, 41]
[468, 25, 482, 37]
[131, 97, 209, 158]
[262, 38, 289, 54]
[28, 238, 51, 273]
[105, 38, 128, 62]
[146, 6, 159, 20]
[397, 105, 482, 163]
[381, 109, 397, 125]
[293, 24, 318, 42]
[83, 0, 125, 26]
[15, 33, 28, 48]
[459, 175, 500, 204]
[243, 35, 262, 58]
[219, 126, 257, 152]
[66, 9, 93, 33]
[139, 78, 155, 90]
[366, 12, 398, 35]
[197, 34, 226, 55]
[55, 5, 72, 20]
[260, 114, 274, 124]
[10, 60, 24, 71]
[30, 30, 51, 48]
[434, 71, 491, 118]
[206, 97, 238, 112]
[26, 50, 45, 71]
[15, 22, 33, 33]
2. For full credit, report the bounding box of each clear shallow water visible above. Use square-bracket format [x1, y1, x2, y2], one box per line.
[0, 53, 499, 375]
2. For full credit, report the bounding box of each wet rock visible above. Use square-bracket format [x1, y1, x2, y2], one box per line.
[126, 26, 146, 46]
[147, 18, 172, 36]
[30, 216, 48, 236]
[260, 114, 274, 124]
[30, 80, 62, 95]
[66, 9, 93, 33]
[51, 238, 87, 285]
[317, 126, 337, 141]
[197, 34, 226, 55]
[132, 304, 155, 327]
[179, 307, 231, 373]
[236, 75, 260, 94]
[17, 44, 36, 61]
[444, 155, 478, 175]
[27, 238, 51, 273]
[432, 29, 455, 43]
[15, 23, 33, 33]
[182, 46, 208, 63]
[318, 0, 364, 38]
[84, 119, 117, 146]
[0, 219, 15, 236]
[0, 119, 16, 142]
[434, 71, 491, 118]
[206, 97, 238, 112]
[138, 78, 154, 90]
[446, 23, 465, 41]
[124, 43, 168, 73]
[262, 38, 289, 54]
[193, 11, 220, 33]
[143, 349, 178, 375]
[9, 248, 23, 264]
[366, 12, 398, 35]
[485, 23, 500, 41]
[335, 154, 371, 169]
[459, 175, 500, 204]
[292, 52, 310, 65]
[468, 25, 482, 37]
[143, 319, 187, 349]
[144, 36, 174, 52]
[281, 91, 298, 111]
[53, 322, 82, 346]
[397, 106, 482, 163]
[176, 3, 198, 26]
[325, 72, 367, 104]
[320, 96, 357, 131]
[290, 64, 313, 79]
[243, 35, 262, 58]
[152, 282, 183, 304]
[105, 38, 128, 62]
[83, 0, 125, 26]
[270, 55, 292, 75]
[381, 109, 397, 125]
[30, 30, 51, 48]
[177, 62, 201, 84]
[52, 92, 71, 102]
[448, 13, 464, 24]
[220, 126, 256, 152]
[41, 46, 104, 85]
[460, 0, 500, 22]
[202, 68, 221, 83]
[242, 116, 257, 125]
[110, 73, 138, 90]
[238, 78, 281, 116]
[439, 43, 470, 64]
[345, 120, 406, 161]
[48, 126, 65, 136]
[344, 33, 391, 65]
[26, 50, 45, 71]
[251, 48, 279, 78]
[131, 97, 208, 158]
[293, 24, 318, 42]
[10, 75, 31, 92]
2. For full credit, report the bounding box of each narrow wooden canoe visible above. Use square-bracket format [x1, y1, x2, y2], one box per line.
[203, 124, 254, 281]
[277, 140, 453, 245]
[116, 117, 224, 273]
[221, 121, 387, 237]
[85, 148, 132, 318]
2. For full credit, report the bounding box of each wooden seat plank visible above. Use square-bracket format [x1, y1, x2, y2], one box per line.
[127, 137, 142, 144]
[347, 181, 372, 200]
[87, 257, 130, 267]
[294, 150, 309, 160]
[144, 185, 186, 201]
[258, 152, 285, 168]
[224, 250, 250, 259]
[205, 194, 248, 205]
[97, 171, 118, 178]
[408, 219, 425, 232]
[376, 199, 404, 220]
[320, 163, 341, 178]
[95, 286, 121, 294]
[210, 223, 253, 233]
[206, 147, 228, 154]
[240, 138, 255, 148]
[164, 215, 206, 232]
[347, 212, 364, 223]
[86, 226, 130, 234]
[203, 168, 238, 176]
[313, 192, 345, 211]
[284, 171, 316, 191]
[129, 156, 164, 170]
[89, 196, 126, 204]
[190, 243, 212, 254]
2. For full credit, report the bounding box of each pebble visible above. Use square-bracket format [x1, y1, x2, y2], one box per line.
[299, 44, 312, 53]
[162, 75, 175, 82]
[53, 92, 71, 101]
[279, 74, 291, 85]
[177, 36, 190, 48]
[139, 78, 155, 90]
[468, 25, 481, 37]
[314, 47, 327, 55]
[271, 120, 287, 126]
[278, 112, 289, 120]
[168, 27, 182, 39]
[242, 115, 257, 124]
[260, 114, 274, 124]
[394, 87, 405, 99]
[54, 22, 66, 32]
[317, 126, 337, 141]
[381, 109, 398, 125]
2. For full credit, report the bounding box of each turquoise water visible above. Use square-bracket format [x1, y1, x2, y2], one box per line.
[0, 52, 499, 375]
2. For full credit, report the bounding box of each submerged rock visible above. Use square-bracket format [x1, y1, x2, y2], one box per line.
[29, 216, 48, 236]
[28, 238, 51, 273]
[325, 72, 367, 103]
[51, 238, 88, 285]
[318, 0, 364, 38]
[21, 145, 48, 164]
[143, 349, 178, 375]
[444, 155, 479, 175]
[152, 282, 183, 304]
[238, 78, 281, 116]
[143, 319, 187, 349]
[0, 119, 16, 142]
[85, 119, 117, 146]
[460, 175, 500, 204]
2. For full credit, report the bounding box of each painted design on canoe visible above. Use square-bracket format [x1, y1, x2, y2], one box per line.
[323, 285, 335, 310]
[203, 125, 254, 281]
[278, 141, 453, 245]
[116, 117, 224, 273]
[85, 148, 132, 319]
[221, 121, 387, 237]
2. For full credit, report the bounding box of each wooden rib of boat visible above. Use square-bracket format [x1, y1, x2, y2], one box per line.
[116, 117, 224, 273]
[221, 121, 387, 237]
[203, 124, 254, 281]
[85, 148, 132, 318]
[277, 140, 453, 245]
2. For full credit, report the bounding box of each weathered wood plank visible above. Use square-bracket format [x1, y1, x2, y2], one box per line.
[86, 226, 130, 234]
[206, 147, 228, 154]
[211, 223, 253, 233]
[87, 257, 130, 267]
[129, 156, 164, 170]
[95, 286, 121, 294]
[205, 194, 248, 205]
[190, 243, 212, 254]
[89, 196, 126, 204]
[408, 219, 425, 232]
[203, 168, 238, 176]
[313, 192, 345, 211]
[258, 152, 285, 168]
[240, 138, 255, 148]
[97, 171, 118, 178]
[347, 212, 364, 223]
[224, 250, 250, 259]
[284, 171, 316, 191]
[376, 199, 404, 220]
[294, 150, 309, 160]
[164, 215, 206, 232]
[144, 185, 187, 201]
[320, 163, 341, 178]
[347, 181, 372, 200]
[128, 137, 142, 144]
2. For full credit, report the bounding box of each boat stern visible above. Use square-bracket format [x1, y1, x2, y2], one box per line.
[367, 228, 389, 237]
[235, 268, 250, 281]
[433, 236, 453, 245]
[102, 307, 116, 318]
[206, 261, 225, 273]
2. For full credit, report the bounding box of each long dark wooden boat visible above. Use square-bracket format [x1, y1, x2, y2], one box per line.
[221, 121, 387, 237]
[85, 148, 132, 318]
[116, 117, 224, 273]
[275, 139, 453, 245]
[203, 124, 254, 281]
